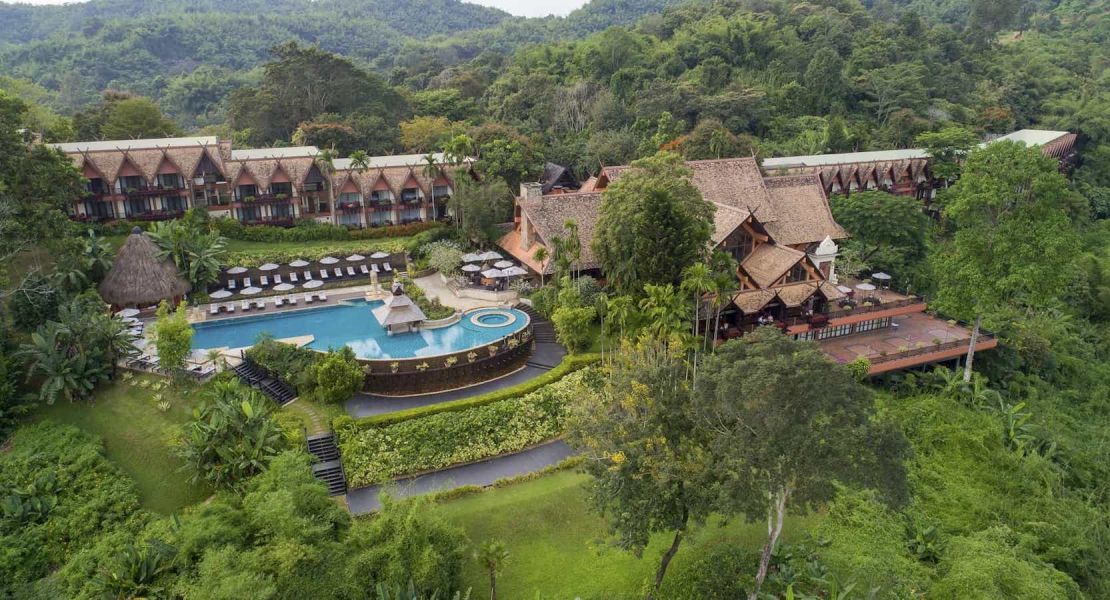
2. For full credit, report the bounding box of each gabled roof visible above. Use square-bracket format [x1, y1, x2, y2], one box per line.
[761, 175, 849, 245]
[740, 243, 806, 288]
[732, 289, 777, 315]
[517, 192, 603, 273]
[50, 136, 219, 154]
[775, 281, 819, 308]
[711, 203, 752, 246]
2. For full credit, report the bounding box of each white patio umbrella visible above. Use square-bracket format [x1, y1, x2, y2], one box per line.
[210, 289, 232, 299]
[240, 286, 262, 295]
[478, 250, 503, 261]
[259, 263, 279, 271]
[226, 266, 247, 275]
[115, 308, 140, 318]
[872, 272, 892, 281]
[502, 266, 529, 277]
[855, 283, 877, 292]
[461, 252, 482, 263]
[303, 279, 324, 289]
[346, 254, 365, 262]
[836, 285, 853, 294]
[461, 264, 482, 272]
[289, 259, 310, 268]
[273, 283, 294, 292]
[493, 260, 514, 269]
[481, 268, 506, 278]
[320, 256, 339, 265]
[371, 251, 390, 259]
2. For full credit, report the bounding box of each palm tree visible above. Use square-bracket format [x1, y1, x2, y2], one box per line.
[475, 540, 509, 600]
[639, 284, 687, 341]
[82, 229, 114, 283]
[423, 154, 441, 222]
[562, 220, 582, 280]
[680, 263, 713, 339]
[606, 294, 635, 342]
[349, 150, 370, 173]
[533, 246, 548, 286]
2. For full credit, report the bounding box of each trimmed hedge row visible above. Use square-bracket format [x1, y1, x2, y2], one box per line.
[213, 218, 443, 242]
[337, 353, 601, 429]
[336, 368, 598, 488]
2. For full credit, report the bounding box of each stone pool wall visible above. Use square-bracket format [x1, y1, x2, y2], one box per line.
[359, 324, 534, 394]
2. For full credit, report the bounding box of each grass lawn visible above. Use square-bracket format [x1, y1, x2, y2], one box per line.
[434, 470, 823, 599]
[35, 373, 212, 514]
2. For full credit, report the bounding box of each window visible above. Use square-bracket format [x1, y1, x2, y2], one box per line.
[338, 192, 361, 209]
[127, 198, 149, 215]
[271, 182, 293, 197]
[339, 211, 361, 226]
[787, 262, 809, 283]
[163, 196, 186, 213]
[723, 230, 753, 262]
[401, 188, 420, 203]
[433, 185, 451, 198]
[371, 190, 392, 205]
[157, 173, 180, 189]
[119, 176, 144, 192]
[237, 184, 257, 200]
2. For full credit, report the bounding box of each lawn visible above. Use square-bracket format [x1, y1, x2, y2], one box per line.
[434, 470, 823, 599]
[35, 373, 212, 514]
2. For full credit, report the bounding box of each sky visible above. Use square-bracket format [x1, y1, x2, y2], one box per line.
[13, 0, 592, 17]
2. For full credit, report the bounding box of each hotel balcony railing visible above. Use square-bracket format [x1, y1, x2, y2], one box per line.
[338, 202, 362, 212]
[232, 194, 295, 206]
[126, 185, 186, 197]
[368, 199, 394, 209]
[128, 209, 186, 222]
[783, 296, 926, 327]
[400, 192, 422, 204]
[866, 330, 997, 367]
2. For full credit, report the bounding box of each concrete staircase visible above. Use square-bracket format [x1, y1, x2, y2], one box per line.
[306, 432, 347, 496]
[232, 359, 297, 405]
[516, 304, 562, 370]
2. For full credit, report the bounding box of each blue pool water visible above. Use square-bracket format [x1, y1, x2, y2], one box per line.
[192, 300, 528, 360]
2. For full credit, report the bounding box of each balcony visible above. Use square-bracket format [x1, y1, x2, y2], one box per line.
[126, 185, 185, 198]
[128, 209, 186, 222]
[819, 312, 998, 375]
[338, 201, 362, 212]
[232, 194, 295, 207]
[240, 216, 295, 227]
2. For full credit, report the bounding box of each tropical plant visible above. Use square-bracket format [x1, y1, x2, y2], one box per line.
[638, 283, 687, 342]
[475, 540, 509, 600]
[18, 324, 108, 404]
[424, 153, 441, 221]
[95, 540, 177, 599]
[151, 300, 194, 373]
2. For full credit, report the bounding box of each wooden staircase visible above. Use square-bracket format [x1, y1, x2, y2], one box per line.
[232, 359, 297, 405]
[516, 303, 560, 370]
[306, 432, 347, 496]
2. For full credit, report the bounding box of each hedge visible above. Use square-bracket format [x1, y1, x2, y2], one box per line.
[336, 353, 602, 429]
[212, 218, 443, 243]
[336, 368, 597, 487]
[225, 242, 411, 268]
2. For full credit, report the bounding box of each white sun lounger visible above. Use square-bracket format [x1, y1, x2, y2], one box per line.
[274, 297, 285, 307]
[260, 275, 269, 286]
[241, 301, 251, 312]
[243, 277, 252, 288]
[225, 303, 235, 313]
[304, 294, 314, 304]
[228, 279, 236, 290]
[346, 266, 356, 277]
[371, 263, 379, 273]
[274, 274, 282, 284]
[360, 264, 370, 275]
[253, 300, 266, 310]
[318, 293, 327, 302]
[320, 269, 329, 279]
[304, 270, 312, 280]
[287, 296, 297, 306]
[289, 272, 298, 283]
[383, 263, 392, 273]
[209, 304, 219, 315]
[333, 267, 343, 278]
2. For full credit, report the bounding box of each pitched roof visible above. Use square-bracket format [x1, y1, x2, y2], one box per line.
[541, 162, 580, 193]
[761, 175, 849, 245]
[762, 148, 927, 169]
[711, 203, 751, 245]
[50, 136, 219, 154]
[732, 289, 777, 315]
[98, 228, 191, 306]
[818, 281, 847, 301]
[740, 243, 806, 288]
[775, 281, 819, 308]
[517, 192, 603, 274]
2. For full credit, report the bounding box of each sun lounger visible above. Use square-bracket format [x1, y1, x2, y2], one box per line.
[318, 293, 327, 302]
[209, 305, 220, 316]
[304, 294, 314, 304]
[333, 267, 343, 278]
[225, 303, 235, 313]
[371, 263, 379, 273]
[289, 272, 298, 283]
[260, 275, 269, 286]
[241, 301, 251, 312]
[274, 297, 285, 307]
[346, 266, 356, 277]
[253, 300, 266, 310]
[244, 277, 252, 288]
[274, 274, 282, 284]
[228, 279, 236, 290]
[304, 270, 313, 280]
[320, 269, 329, 279]
[287, 296, 297, 306]
[383, 262, 392, 273]
[360, 264, 370, 275]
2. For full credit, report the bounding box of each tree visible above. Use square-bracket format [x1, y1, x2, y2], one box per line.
[178, 381, 287, 490]
[475, 540, 509, 600]
[916, 126, 979, 186]
[565, 339, 709, 599]
[100, 97, 180, 140]
[594, 152, 714, 293]
[477, 137, 539, 191]
[306, 347, 364, 404]
[551, 305, 595, 353]
[831, 191, 929, 277]
[532, 246, 548, 286]
[423, 154, 442, 221]
[448, 177, 512, 245]
[691, 328, 909, 599]
[151, 301, 194, 373]
[148, 218, 227, 291]
[638, 283, 687, 342]
[18, 325, 106, 404]
[349, 150, 371, 173]
[401, 116, 463, 153]
[932, 142, 1083, 381]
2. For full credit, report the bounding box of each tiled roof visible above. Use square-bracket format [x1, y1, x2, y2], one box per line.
[229, 146, 320, 160]
[775, 281, 819, 308]
[741, 243, 806, 288]
[50, 136, 219, 154]
[711, 203, 751, 245]
[818, 281, 847, 301]
[732, 289, 777, 315]
[762, 175, 849, 245]
[517, 192, 603, 274]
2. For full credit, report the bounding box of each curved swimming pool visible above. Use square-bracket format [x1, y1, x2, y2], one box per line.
[191, 301, 529, 360]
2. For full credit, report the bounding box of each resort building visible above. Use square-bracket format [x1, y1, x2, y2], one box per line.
[501, 156, 997, 374]
[760, 129, 1077, 199]
[49, 137, 464, 227]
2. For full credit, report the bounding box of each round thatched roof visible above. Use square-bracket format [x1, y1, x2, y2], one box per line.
[99, 227, 192, 307]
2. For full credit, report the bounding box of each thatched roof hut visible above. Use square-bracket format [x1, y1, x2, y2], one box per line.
[99, 227, 191, 308]
[372, 282, 426, 335]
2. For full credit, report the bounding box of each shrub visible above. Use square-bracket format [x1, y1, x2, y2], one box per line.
[404, 225, 455, 259]
[551, 306, 596, 353]
[336, 368, 595, 487]
[530, 285, 558, 318]
[305, 346, 364, 404]
[245, 335, 317, 388]
[846, 356, 871, 381]
[406, 282, 455, 320]
[423, 240, 463, 275]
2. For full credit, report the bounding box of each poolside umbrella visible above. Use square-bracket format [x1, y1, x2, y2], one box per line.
[227, 266, 247, 275]
[481, 268, 506, 278]
[210, 289, 232, 299]
[240, 286, 262, 295]
[273, 283, 294, 292]
[289, 259, 309, 268]
[461, 252, 482, 263]
[872, 272, 891, 281]
[493, 260, 514, 269]
[461, 264, 482, 272]
[855, 283, 877, 292]
[303, 279, 324, 289]
[346, 254, 365, 262]
[320, 256, 339, 265]
[478, 250, 503, 261]
[259, 263, 279, 271]
[371, 251, 390, 259]
[502, 266, 529, 277]
[836, 285, 853, 294]
[115, 308, 140, 318]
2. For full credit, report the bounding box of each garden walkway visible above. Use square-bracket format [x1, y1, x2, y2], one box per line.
[345, 440, 574, 514]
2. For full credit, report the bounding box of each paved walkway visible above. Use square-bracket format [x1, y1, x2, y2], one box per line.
[345, 338, 566, 417]
[345, 440, 574, 514]
[413, 273, 497, 311]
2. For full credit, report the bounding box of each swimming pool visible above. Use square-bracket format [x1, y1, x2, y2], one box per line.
[192, 300, 529, 360]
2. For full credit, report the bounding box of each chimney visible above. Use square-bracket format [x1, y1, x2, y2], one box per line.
[520, 182, 543, 200]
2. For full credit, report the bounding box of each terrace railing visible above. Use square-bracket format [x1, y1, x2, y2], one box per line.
[865, 330, 997, 366]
